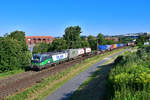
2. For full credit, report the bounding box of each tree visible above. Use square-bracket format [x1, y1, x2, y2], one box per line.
[104, 39, 114, 44]
[80, 35, 87, 40]
[81, 40, 90, 48]
[32, 39, 68, 53]
[51, 38, 68, 51]
[47, 43, 53, 52]
[63, 26, 82, 48]
[88, 35, 97, 50]
[9, 30, 31, 68]
[136, 35, 149, 46]
[97, 33, 105, 45]
[119, 36, 133, 43]
[32, 43, 49, 54]
[0, 37, 31, 72]
[9, 30, 28, 51]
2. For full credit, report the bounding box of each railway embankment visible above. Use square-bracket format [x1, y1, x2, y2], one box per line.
[1, 48, 126, 100]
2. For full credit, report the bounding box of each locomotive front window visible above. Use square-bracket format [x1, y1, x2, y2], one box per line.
[33, 56, 40, 60]
[32, 55, 41, 63]
[40, 55, 50, 62]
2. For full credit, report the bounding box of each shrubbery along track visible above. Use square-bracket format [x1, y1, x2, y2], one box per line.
[0, 52, 96, 99]
[0, 43, 133, 99]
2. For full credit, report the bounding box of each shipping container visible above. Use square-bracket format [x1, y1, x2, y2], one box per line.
[116, 44, 120, 48]
[66, 49, 78, 59]
[112, 44, 117, 48]
[106, 45, 111, 50]
[84, 48, 91, 53]
[110, 45, 114, 49]
[119, 43, 122, 47]
[130, 42, 135, 46]
[121, 43, 123, 47]
[77, 48, 85, 55]
[98, 45, 107, 51]
[52, 52, 68, 62]
[123, 43, 125, 46]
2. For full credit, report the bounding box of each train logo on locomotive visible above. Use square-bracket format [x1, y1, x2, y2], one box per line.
[56, 55, 64, 60]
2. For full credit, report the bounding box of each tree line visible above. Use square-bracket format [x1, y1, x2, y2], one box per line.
[0, 26, 133, 73]
[32, 26, 119, 54]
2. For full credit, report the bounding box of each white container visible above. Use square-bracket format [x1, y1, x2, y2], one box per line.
[52, 53, 68, 62]
[85, 48, 91, 53]
[77, 48, 85, 55]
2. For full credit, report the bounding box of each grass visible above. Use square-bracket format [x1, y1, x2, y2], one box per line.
[0, 69, 24, 79]
[7, 48, 126, 100]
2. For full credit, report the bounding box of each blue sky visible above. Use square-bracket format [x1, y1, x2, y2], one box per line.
[0, 0, 150, 37]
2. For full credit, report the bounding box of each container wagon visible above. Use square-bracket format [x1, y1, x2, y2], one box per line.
[106, 45, 111, 50]
[77, 48, 85, 56]
[84, 48, 91, 55]
[65, 49, 78, 60]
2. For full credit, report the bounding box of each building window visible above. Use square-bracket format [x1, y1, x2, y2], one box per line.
[38, 38, 41, 43]
[33, 39, 36, 44]
[43, 39, 46, 43]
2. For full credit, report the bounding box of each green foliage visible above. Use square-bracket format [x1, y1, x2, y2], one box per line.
[8, 30, 31, 68]
[9, 30, 28, 51]
[63, 26, 82, 48]
[0, 30, 31, 73]
[107, 46, 150, 100]
[80, 40, 90, 48]
[32, 26, 90, 53]
[104, 39, 115, 45]
[119, 37, 133, 43]
[97, 33, 105, 45]
[21, 51, 32, 68]
[32, 43, 49, 54]
[50, 38, 68, 51]
[136, 35, 149, 46]
[64, 26, 81, 41]
[0, 37, 23, 72]
[80, 35, 87, 40]
[88, 35, 97, 50]
[33, 38, 69, 53]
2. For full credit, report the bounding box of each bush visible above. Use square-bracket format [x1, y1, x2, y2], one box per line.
[0, 37, 31, 72]
[107, 46, 150, 100]
[32, 43, 49, 54]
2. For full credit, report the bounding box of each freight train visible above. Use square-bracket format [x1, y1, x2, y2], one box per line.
[31, 42, 134, 70]
[31, 48, 92, 70]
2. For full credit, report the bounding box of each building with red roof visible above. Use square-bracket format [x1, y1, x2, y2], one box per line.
[26, 36, 54, 46]
[25, 36, 54, 52]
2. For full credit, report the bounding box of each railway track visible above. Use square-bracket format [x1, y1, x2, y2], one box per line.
[0, 47, 124, 99]
[0, 54, 96, 99]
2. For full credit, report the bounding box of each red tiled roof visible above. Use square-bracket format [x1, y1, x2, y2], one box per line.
[25, 36, 54, 39]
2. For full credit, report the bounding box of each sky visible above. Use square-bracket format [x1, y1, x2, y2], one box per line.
[0, 0, 150, 37]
